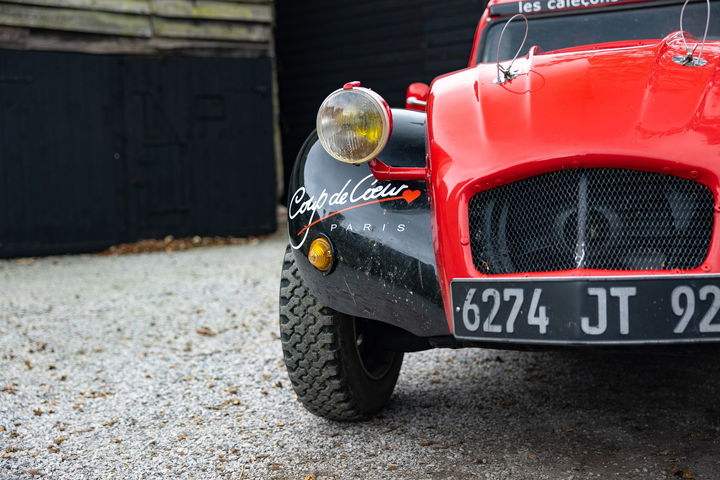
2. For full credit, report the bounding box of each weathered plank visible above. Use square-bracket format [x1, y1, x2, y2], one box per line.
[150, 1, 272, 22]
[0, 26, 270, 56]
[151, 17, 271, 42]
[216, 0, 271, 4]
[1, 0, 271, 20]
[1, 0, 151, 15]
[0, 4, 153, 37]
[0, 1, 273, 49]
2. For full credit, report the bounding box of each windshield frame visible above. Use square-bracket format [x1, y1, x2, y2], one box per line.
[475, 0, 717, 64]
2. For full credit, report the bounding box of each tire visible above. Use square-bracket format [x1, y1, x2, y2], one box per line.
[279, 246, 404, 421]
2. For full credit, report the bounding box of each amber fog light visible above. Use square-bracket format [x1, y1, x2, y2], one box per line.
[308, 237, 334, 273]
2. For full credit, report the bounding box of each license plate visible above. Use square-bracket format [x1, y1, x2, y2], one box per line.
[451, 275, 720, 345]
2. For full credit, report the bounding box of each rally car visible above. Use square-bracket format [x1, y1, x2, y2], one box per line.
[279, 0, 720, 420]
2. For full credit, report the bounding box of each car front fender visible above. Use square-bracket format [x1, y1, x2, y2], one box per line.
[286, 109, 448, 337]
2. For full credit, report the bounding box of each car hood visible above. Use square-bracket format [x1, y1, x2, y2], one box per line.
[427, 33, 720, 193]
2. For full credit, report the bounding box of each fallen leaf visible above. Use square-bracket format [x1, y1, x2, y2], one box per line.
[674, 468, 696, 479]
[197, 327, 216, 337]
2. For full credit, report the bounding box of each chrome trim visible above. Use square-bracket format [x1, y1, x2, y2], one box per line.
[406, 96, 427, 107]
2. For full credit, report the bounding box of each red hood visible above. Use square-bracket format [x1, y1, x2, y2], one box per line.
[427, 33, 720, 327]
[429, 34, 720, 185]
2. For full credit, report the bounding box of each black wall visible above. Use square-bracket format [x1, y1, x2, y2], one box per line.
[275, 0, 487, 193]
[0, 50, 276, 258]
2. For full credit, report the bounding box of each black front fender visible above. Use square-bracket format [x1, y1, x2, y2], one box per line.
[287, 109, 448, 337]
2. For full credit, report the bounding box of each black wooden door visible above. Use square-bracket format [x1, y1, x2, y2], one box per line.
[0, 50, 276, 258]
[122, 56, 276, 240]
[0, 50, 127, 257]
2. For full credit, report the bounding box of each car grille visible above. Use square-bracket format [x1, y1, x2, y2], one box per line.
[468, 168, 714, 274]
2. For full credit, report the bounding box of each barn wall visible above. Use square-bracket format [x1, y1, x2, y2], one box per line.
[0, 0, 272, 56]
[0, 50, 276, 257]
[0, 0, 277, 257]
[275, 0, 487, 193]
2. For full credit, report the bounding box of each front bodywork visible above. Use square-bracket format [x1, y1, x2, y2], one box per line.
[429, 34, 720, 331]
[287, 110, 448, 337]
[287, 0, 720, 347]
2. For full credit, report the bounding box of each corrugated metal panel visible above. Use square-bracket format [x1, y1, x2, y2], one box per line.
[0, 0, 272, 56]
[275, 0, 487, 193]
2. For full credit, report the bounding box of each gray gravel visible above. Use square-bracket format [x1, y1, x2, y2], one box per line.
[1, 226, 719, 480]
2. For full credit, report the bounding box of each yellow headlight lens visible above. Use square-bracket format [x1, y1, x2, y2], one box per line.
[308, 237, 334, 272]
[316, 87, 392, 164]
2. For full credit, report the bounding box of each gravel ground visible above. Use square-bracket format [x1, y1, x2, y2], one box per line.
[1, 226, 719, 480]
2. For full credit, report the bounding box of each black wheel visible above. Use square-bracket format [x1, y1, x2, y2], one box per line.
[279, 246, 404, 421]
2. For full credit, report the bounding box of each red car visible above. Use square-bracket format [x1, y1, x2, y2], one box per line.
[280, 0, 720, 420]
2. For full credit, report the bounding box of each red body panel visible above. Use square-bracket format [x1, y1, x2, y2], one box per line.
[427, 33, 720, 330]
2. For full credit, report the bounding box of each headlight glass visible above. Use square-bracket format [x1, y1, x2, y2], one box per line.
[316, 87, 392, 164]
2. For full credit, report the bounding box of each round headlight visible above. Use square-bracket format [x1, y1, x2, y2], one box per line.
[316, 86, 392, 165]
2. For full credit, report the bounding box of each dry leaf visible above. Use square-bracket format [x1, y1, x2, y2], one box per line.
[674, 468, 696, 479]
[197, 327, 216, 337]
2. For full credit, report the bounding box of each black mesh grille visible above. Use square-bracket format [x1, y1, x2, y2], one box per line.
[469, 169, 714, 274]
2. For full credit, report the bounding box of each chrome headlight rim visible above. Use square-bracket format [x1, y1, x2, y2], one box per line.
[316, 86, 393, 165]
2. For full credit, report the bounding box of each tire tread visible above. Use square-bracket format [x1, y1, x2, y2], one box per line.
[279, 247, 364, 420]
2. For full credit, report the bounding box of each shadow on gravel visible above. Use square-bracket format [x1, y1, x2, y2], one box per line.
[384, 349, 720, 479]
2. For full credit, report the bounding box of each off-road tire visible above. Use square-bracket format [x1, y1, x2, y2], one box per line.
[279, 246, 403, 421]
